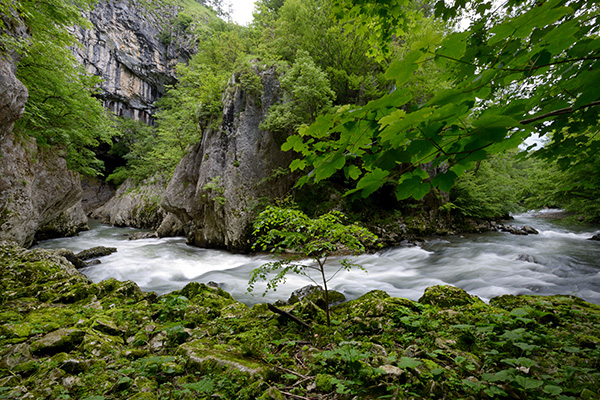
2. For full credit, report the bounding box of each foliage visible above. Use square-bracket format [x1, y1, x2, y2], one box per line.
[252, 0, 388, 106]
[5, 0, 116, 175]
[261, 50, 335, 133]
[248, 205, 378, 325]
[2, 242, 600, 399]
[283, 0, 600, 205]
[449, 152, 525, 220]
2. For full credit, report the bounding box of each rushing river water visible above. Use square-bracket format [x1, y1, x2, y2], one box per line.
[35, 211, 600, 306]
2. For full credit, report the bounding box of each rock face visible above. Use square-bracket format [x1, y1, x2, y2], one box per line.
[0, 34, 85, 247]
[73, 0, 192, 124]
[91, 174, 181, 232]
[162, 66, 296, 252]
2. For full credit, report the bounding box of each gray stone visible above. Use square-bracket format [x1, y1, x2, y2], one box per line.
[162, 65, 296, 252]
[90, 174, 170, 230]
[30, 329, 86, 356]
[55, 249, 88, 269]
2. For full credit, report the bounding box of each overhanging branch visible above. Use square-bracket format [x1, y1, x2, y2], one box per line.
[519, 100, 600, 125]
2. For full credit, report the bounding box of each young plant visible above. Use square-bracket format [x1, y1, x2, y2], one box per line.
[248, 206, 378, 326]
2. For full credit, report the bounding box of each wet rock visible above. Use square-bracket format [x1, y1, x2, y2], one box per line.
[81, 177, 115, 214]
[91, 174, 174, 231]
[86, 259, 102, 266]
[128, 231, 158, 240]
[35, 203, 89, 242]
[499, 224, 539, 235]
[418, 285, 484, 308]
[179, 342, 264, 376]
[522, 225, 539, 234]
[288, 285, 346, 307]
[589, 233, 600, 241]
[93, 318, 125, 337]
[55, 248, 87, 269]
[30, 328, 86, 356]
[516, 253, 540, 264]
[156, 213, 185, 237]
[76, 246, 117, 260]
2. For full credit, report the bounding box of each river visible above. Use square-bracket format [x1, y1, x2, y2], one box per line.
[34, 210, 600, 306]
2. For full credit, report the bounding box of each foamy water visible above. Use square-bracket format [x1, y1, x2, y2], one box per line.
[35, 212, 600, 305]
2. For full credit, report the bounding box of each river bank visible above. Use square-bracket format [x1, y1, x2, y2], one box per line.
[1, 241, 599, 399]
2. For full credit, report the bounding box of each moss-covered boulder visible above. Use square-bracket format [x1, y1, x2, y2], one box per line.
[418, 284, 484, 307]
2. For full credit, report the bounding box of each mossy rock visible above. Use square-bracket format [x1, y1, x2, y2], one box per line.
[30, 328, 86, 356]
[418, 285, 484, 308]
[288, 285, 346, 309]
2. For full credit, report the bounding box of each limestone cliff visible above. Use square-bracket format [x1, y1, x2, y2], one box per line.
[162, 66, 296, 252]
[0, 15, 88, 247]
[72, 0, 196, 124]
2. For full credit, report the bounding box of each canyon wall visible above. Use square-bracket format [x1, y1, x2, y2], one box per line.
[162, 66, 296, 252]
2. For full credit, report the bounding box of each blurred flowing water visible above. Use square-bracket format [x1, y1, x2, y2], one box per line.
[35, 211, 600, 305]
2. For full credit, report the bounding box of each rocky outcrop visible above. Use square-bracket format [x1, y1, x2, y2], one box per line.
[72, 0, 194, 124]
[162, 65, 296, 252]
[80, 176, 116, 214]
[0, 30, 86, 247]
[35, 203, 89, 242]
[91, 174, 178, 231]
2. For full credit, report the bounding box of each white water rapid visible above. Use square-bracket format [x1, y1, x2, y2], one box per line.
[35, 211, 600, 306]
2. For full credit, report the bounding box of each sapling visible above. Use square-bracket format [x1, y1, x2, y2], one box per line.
[247, 206, 378, 326]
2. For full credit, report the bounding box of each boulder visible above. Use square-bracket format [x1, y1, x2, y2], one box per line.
[162, 65, 296, 252]
[288, 285, 346, 308]
[418, 285, 484, 308]
[30, 328, 86, 356]
[76, 246, 117, 260]
[589, 233, 600, 241]
[55, 249, 88, 269]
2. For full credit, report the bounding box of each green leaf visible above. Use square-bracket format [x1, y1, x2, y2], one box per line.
[345, 165, 361, 180]
[542, 385, 562, 395]
[431, 170, 458, 192]
[354, 168, 390, 197]
[385, 49, 422, 86]
[437, 31, 470, 59]
[514, 375, 543, 390]
[398, 357, 421, 369]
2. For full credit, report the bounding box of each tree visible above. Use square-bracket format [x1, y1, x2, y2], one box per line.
[3, 0, 115, 175]
[282, 0, 600, 203]
[248, 206, 378, 326]
[261, 50, 335, 133]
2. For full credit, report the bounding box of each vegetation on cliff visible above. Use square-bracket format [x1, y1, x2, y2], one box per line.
[1, 242, 599, 399]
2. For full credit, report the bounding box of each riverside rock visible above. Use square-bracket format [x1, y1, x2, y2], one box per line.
[91, 174, 170, 230]
[162, 65, 296, 252]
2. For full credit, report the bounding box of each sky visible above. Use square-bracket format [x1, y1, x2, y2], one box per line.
[227, 0, 256, 26]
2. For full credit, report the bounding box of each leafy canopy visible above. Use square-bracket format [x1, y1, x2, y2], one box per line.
[284, 0, 600, 202]
[248, 205, 378, 325]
